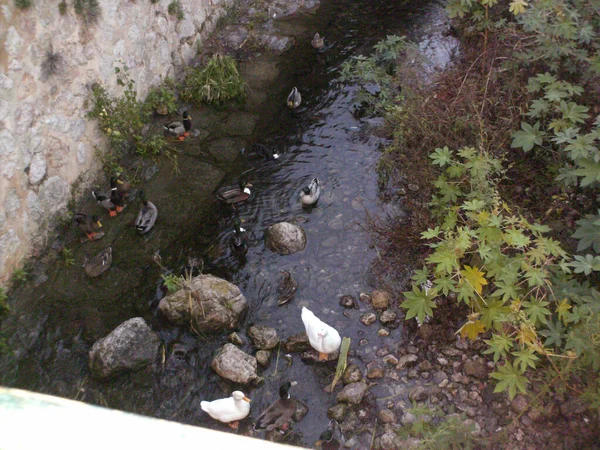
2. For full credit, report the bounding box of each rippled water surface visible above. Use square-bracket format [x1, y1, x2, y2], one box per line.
[2, 0, 457, 446]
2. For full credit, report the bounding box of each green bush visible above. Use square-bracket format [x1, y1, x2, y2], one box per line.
[144, 80, 178, 115]
[180, 53, 246, 105]
[14, 0, 32, 10]
[167, 0, 184, 20]
[58, 0, 67, 15]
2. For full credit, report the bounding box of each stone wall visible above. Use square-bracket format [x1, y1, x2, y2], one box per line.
[0, 0, 228, 285]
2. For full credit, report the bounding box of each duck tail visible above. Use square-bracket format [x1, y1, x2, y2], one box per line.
[200, 401, 210, 413]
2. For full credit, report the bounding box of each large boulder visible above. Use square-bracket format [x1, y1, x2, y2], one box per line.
[158, 274, 247, 333]
[265, 222, 307, 255]
[211, 343, 260, 385]
[89, 317, 160, 379]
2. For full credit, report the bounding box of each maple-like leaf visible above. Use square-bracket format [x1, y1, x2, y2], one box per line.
[556, 298, 572, 324]
[461, 265, 488, 294]
[512, 348, 540, 372]
[484, 333, 513, 362]
[458, 317, 486, 340]
[401, 285, 437, 324]
[491, 361, 530, 399]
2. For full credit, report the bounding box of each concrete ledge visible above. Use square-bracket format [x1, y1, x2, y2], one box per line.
[0, 387, 298, 450]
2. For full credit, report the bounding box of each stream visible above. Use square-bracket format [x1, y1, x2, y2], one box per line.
[1, 0, 458, 447]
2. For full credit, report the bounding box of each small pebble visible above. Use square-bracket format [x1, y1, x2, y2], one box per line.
[360, 312, 377, 326]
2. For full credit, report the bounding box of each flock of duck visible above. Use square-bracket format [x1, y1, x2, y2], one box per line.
[78, 31, 344, 446]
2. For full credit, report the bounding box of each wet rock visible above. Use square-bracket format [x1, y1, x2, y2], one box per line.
[409, 385, 442, 403]
[89, 318, 159, 379]
[265, 222, 307, 255]
[383, 354, 399, 366]
[360, 312, 377, 326]
[379, 309, 397, 324]
[376, 348, 389, 357]
[367, 367, 384, 379]
[417, 360, 433, 372]
[301, 348, 339, 364]
[455, 338, 469, 350]
[380, 431, 397, 449]
[396, 354, 418, 370]
[223, 112, 259, 136]
[259, 34, 294, 54]
[211, 343, 260, 385]
[451, 373, 470, 385]
[359, 292, 371, 303]
[327, 403, 348, 421]
[256, 350, 271, 367]
[433, 371, 449, 385]
[207, 137, 246, 162]
[337, 382, 369, 404]
[284, 332, 311, 353]
[158, 274, 247, 334]
[248, 325, 278, 350]
[442, 347, 462, 357]
[371, 290, 390, 310]
[292, 399, 309, 422]
[343, 364, 363, 384]
[358, 338, 369, 346]
[464, 359, 488, 380]
[378, 328, 390, 337]
[327, 214, 344, 230]
[222, 25, 249, 49]
[379, 409, 396, 424]
[511, 394, 529, 414]
[229, 332, 244, 346]
[339, 295, 356, 308]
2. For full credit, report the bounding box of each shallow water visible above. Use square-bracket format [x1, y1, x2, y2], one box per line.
[1, 0, 457, 446]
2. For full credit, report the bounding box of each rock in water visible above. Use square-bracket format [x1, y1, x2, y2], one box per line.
[248, 325, 279, 350]
[211, 343, 260, 385]
[265, 222, 307, 255]
[89, 317, 160, 379]
[158, 274, 247, 334]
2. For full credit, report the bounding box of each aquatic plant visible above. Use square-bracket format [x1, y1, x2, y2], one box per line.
[180, 53, 246, 105]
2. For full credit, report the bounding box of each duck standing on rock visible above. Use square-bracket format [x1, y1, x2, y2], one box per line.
[255, 381, 300, 431]
[73, 213, 104, 242]
[164, 111, 192, 140]
[135, 190, 158, 234]
[300, 177, 321, 206]
[311, 32, 324, 49]
[201, 391, 251, 430]
[287, 87, 302, 109]
[301, 306, 341, 361]
[215, 178, 253, 205]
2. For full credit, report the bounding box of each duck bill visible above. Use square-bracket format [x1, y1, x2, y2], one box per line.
[96, 221, 102, 228]
[290, 381, 298, 386]
[243, 396, 251, 403]
[117, 179, 124, 185]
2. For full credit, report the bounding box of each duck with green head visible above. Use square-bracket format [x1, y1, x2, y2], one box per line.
[164, 111, 192, 140]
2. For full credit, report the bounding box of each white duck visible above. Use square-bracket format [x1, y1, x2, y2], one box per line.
[301, 306, 341, 361]
[300, 177, 321, 206]
[201, 391, 251, 429]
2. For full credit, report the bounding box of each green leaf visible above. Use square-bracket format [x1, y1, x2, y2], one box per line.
[421, 227, 441, 239]
[411, 266, 430, 286]
[433, 276, 455, 296]
[558, 101, 590, 125]
[569, 254, 600, 275]
[512, 348, 540, 372]
[522, 298, 551, 326]
[568, 159, 600, 187]
[401, 285, 437, 324]
[491, 361, 530, 400]
[484, 333, 513, 362]
[430, 146, 453, 166]
[539, 320, 565, 348]
[480, 299, 512, 329]
[511, 122, 545, 152]
[526, 99, 550, 118]
[492, 281, 520, 302]
[573, 211, 600, 252]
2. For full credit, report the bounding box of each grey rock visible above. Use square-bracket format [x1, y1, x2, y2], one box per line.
[367, 367, 384, 379]
[511, 394, 529, 414]
[259, 34, 294, 54]
[3, 189, 20, 220]
[223, 112, 259, 136]
[409, 385, 442, 403]
[380, 431, 396, 449]
[379, 309, 397, 324]
[396, 354, 418, 370]
[327, 403, 348, 421]
[248, 325, 278, 350]
[360, 312, 376, 326]
[383, 354, 399, 366]
[256, 350, 271, 367]
[371, 290, 390, 310]
[336, 382, 369, 404]
[222, 25, 249, 49]
[378, 328, 390, 337]
[342, 364, 363, 384]
[39, 176, 70, 216]
[339, 295, 356, 308]
[417, 360, 433, 372]
[158, 274, 247, 334]
[265, 222, 307, 255]
[359, 292, 371, 303]
[379, 409, 396, 424]
[89, 318, 160, 379]
[229, 332, 244, 346]
[211, 343, 259, 385]
[284, 332, 311, 353]
[28, 152, 47, 185]
[433, 370, 449, 385]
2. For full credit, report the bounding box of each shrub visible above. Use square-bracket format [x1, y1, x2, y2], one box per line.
[41, 47, 64, 81]
[144, 80, 178, 115]
[58, 1, 67, 15]
[180, 53, 246, 105]
[74, 0, 101, 25]
[14, 0, 32, 10]
[167, 0, 184, 20]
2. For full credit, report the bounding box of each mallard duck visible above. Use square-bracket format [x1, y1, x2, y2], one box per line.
[73, 213, 104, 242]
[231, 215, 248, 255]
[116, 173, 131, 200]
[301, 306, 341, 361]
[300, 177, 321, 206]
[277, 270, 298, 306]
[255, 381, 300, 431]
[84, 247, 112, 278]
[311, 32, 324, 49]
[316, 420, 345, 450]
[92, 177, 120, 217]
[164, 111, 192, 140]
[242, 143, 280, 160]
[215, 178, 252, 205]
[287, 87, 302, 109]
[135, 190, 158, 234]
[201, 391, 251, 429]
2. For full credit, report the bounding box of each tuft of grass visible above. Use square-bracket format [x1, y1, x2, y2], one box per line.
[58, 0, 67, 15]
[74, 0, 101, 25]
[0, 288, 10, 319]
[180, 53, 246, 105]
[329, 337, 351, 390]
[41, 46, 64, 81]
[167, 0, 184, 20]
[14, 0, 33, 9]
[12, 268, 29, 285]
[61, 248, 75, 268]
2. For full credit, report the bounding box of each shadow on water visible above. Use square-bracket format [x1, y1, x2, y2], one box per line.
[1, 0, 458, 446]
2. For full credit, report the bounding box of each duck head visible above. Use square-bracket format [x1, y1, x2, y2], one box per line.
[232, 391, 251, 403]
[279, 381, 298, 399]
